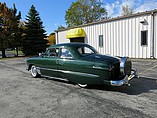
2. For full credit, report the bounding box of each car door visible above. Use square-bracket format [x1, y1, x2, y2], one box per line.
[57, 47, 101, 85]
[57, 48, 74, 79]
[38, 48, 59, 77]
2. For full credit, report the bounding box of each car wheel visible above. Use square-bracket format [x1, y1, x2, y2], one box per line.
[31, 65, 39, 78]
[78, 83, 88, 88]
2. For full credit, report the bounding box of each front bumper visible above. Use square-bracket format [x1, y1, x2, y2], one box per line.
[110, 69, 138, 86]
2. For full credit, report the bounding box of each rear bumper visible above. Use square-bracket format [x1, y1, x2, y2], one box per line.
[110, 69, 138, 86]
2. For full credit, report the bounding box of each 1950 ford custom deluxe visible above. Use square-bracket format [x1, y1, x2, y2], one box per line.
[26, 43, 138, 88]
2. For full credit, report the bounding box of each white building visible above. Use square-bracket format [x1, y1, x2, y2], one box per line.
[56, 9, 157, 59]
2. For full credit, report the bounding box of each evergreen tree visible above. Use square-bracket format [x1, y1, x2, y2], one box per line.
[9, 3, 22, 57]
[57, 25, 66, 30]
[22, 5, 48, 56]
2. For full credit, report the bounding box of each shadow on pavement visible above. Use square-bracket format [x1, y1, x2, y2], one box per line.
[39, 76, 157, 95]
[87, 77, 157, 95]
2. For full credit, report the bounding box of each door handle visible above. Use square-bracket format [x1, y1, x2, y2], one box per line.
[56, 60, 59, 64]
[56, 60, 63, 65]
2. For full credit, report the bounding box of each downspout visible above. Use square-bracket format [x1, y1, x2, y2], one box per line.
[150, 11, 155, 58]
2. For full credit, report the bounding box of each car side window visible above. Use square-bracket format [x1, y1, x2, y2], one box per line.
[49, 48, 59, 57]
[60, 48, 73, 59]
[44, 48, 59, 57]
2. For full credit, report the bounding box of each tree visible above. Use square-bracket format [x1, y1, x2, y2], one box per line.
[121, 5, 133, 16]
[22, 5, 48, 56]
[57, 25, 66, 30]
[9, 4, 22, 57]
[0, 2, 11, 58]
[0, 3, 21, 58]
[65, 0, 107, 27]
[0, 2, 21, 58]
[47, 33, 56, 46]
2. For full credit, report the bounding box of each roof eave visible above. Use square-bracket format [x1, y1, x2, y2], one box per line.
[55, 9, 157, 32]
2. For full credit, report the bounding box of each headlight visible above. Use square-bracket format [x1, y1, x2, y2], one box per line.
[120, 57, 132, 75]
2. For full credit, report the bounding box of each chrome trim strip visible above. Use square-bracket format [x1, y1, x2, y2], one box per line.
[42, 75, 69, 82]
[92, 66, 107, 70]
[39, 67, 99, 78]
[61, 70, 99, 78]
[40, 67, 58, 72]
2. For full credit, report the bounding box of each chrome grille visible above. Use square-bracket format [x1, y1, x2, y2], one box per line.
[111, 62, 121, 80]
[124, 60, 132, 75]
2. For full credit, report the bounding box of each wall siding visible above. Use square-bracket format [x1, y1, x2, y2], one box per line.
[57, 12, 157, 59]
[57, 31, 69, 44]
[154, 13, 157, 58]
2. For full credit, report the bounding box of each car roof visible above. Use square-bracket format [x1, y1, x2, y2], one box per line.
[48, 43, 90, 49]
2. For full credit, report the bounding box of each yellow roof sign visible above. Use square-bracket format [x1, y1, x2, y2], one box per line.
[66, 28, 86, 39]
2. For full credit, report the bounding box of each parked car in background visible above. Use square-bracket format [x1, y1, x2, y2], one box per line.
[26, 43, 138, 88]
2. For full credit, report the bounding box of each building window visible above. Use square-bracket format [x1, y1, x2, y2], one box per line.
[99, 35, 103, 48]
[141, 30, 148, 46]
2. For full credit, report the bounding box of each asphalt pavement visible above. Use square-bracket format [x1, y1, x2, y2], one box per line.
[0, 57, 157, 118]
[131, 59, 157, 79]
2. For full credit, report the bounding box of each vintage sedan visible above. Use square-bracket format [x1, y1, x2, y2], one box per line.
[26, 43, 137, 87]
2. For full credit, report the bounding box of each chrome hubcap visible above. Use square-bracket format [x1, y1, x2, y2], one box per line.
[78, 83, 87, 88]
[31, 66, 37, 77]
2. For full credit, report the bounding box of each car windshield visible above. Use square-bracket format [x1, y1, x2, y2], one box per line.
[77, 46, 98, 56]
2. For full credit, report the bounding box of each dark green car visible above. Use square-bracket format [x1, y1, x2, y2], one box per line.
[26, 43, 138, 87]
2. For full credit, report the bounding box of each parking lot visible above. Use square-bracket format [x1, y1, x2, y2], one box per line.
[0, 57, 157, 118]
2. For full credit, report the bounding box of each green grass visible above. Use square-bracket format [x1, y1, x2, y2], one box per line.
[0, 50, 24, 60]
[6, 50, 23, 55]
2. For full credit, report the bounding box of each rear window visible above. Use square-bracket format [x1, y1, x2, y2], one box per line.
[78, 46, 96, 56]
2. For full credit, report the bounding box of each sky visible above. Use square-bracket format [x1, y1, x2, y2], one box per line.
[1, 0, 157, 35]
